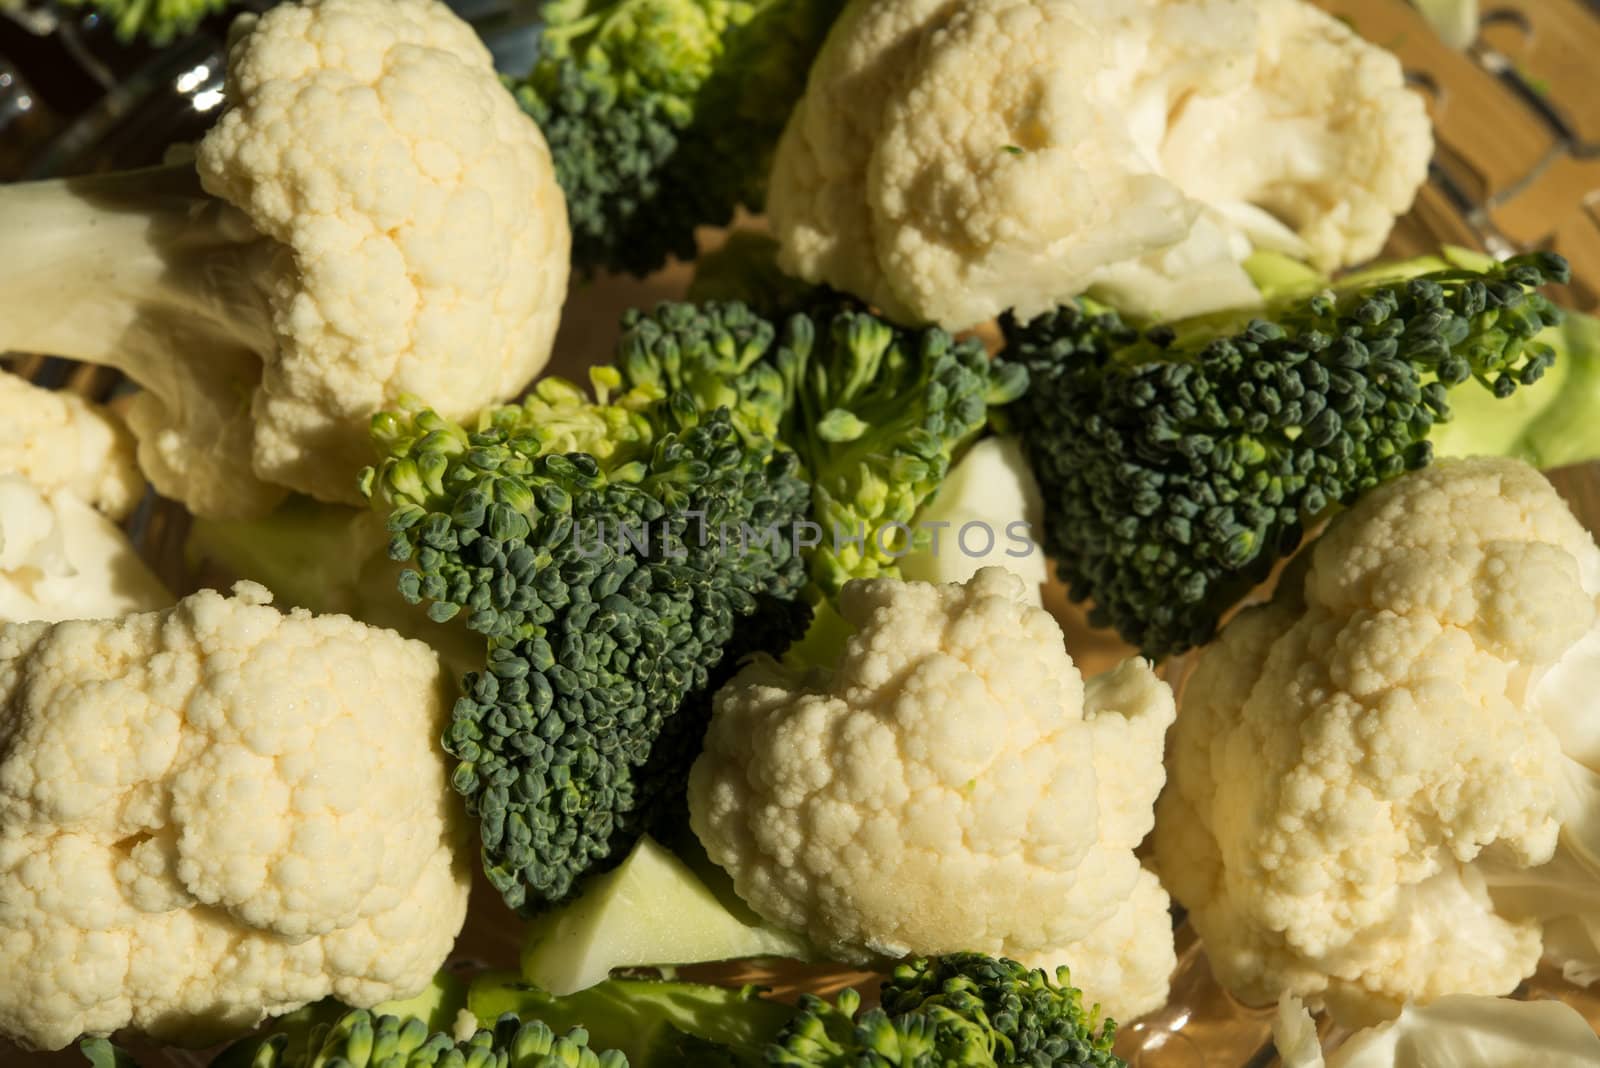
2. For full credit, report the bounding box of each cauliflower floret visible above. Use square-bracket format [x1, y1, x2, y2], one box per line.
[1152, 457, 1600, 1025]
[1274, 992, 1600, 1067]
[689, 567, 1177, 1021]
[0, 583, 469, 1050]
[0, 475, 169, 624]
[0, 371, 145, 520]
[0, 0, 571, 517]
[767, 0, 1430, 329]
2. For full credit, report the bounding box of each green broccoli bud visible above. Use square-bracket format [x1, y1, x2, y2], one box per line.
[220, 1009, 625, 1068]
[363, 378, 811, 913]
[763, 956, 1122, 1067]
[511, 0, 847, 276]
[615, 296, 1028, 599]
[614, 301, 793, 446]
[1430, 304, 1600, 470]
[782, 308, 1028, 596]
[468, 975, 795, 1066]
[1006, 251, 1573, 659]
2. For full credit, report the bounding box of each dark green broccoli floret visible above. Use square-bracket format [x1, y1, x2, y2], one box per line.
[511, 0, 847, 276]
[1005, 251, 1572, 659]
[56, 0, 229, 43]
[615, 297, 1028, 597]
[361, 376, 811, 913]
[765, 956, 1121, 1067]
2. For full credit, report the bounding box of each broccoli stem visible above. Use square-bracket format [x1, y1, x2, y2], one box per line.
[0, 163, 272, 374]
[0, 163, 282, 515]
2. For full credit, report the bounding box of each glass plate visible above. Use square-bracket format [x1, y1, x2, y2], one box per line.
[4, 1, 1600, 1064]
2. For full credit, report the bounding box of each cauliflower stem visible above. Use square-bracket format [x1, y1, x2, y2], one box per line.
[0, 164, 278, 516]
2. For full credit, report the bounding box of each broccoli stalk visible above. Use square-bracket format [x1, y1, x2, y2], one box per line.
[466, 955, 1126, 1067]
[0, 164, 281, 515]
[1006, 251, 1577, 659]
[87, 956, 1125, 1066]
[361, 371, 813, 913]
[512, 0, 847, 275]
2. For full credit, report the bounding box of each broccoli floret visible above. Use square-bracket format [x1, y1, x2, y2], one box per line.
[512, 0, 847, 275]
[362, 373, 811, 912]
[54, 0, 229, 43]
[876, 955, 1122, 1068]
[1005, 251, 1574, 659]
[102, 1009, 628, 1068]
[615, 297, 1028, 597]
[468, 955, 1126, 1067]
[765, 957, 1121, 1067]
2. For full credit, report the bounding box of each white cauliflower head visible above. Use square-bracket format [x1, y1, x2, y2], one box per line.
[0, 583, 470, 1050]
[0, 0, 571, 519]
[767, 0, 1430, 329]
[688, 566, 1177, 1021]
[1153, 457, 1600, 1026]
[0, 371, 145, 520]
[188, 0, 571, 506]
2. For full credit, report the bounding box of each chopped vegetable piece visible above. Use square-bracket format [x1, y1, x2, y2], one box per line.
[690, 568, 1177, 1022]
[362, 376, 812, 913]
[1154, 457, 1600, 1023]
[0, 0, 570, 516]
[519, 834, 811, 996]
[615, 298, 1027, 596]
[470, 953, 1127, 1066]
[512, 0, 846, 275]
[1006, 252, 1573, 658]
